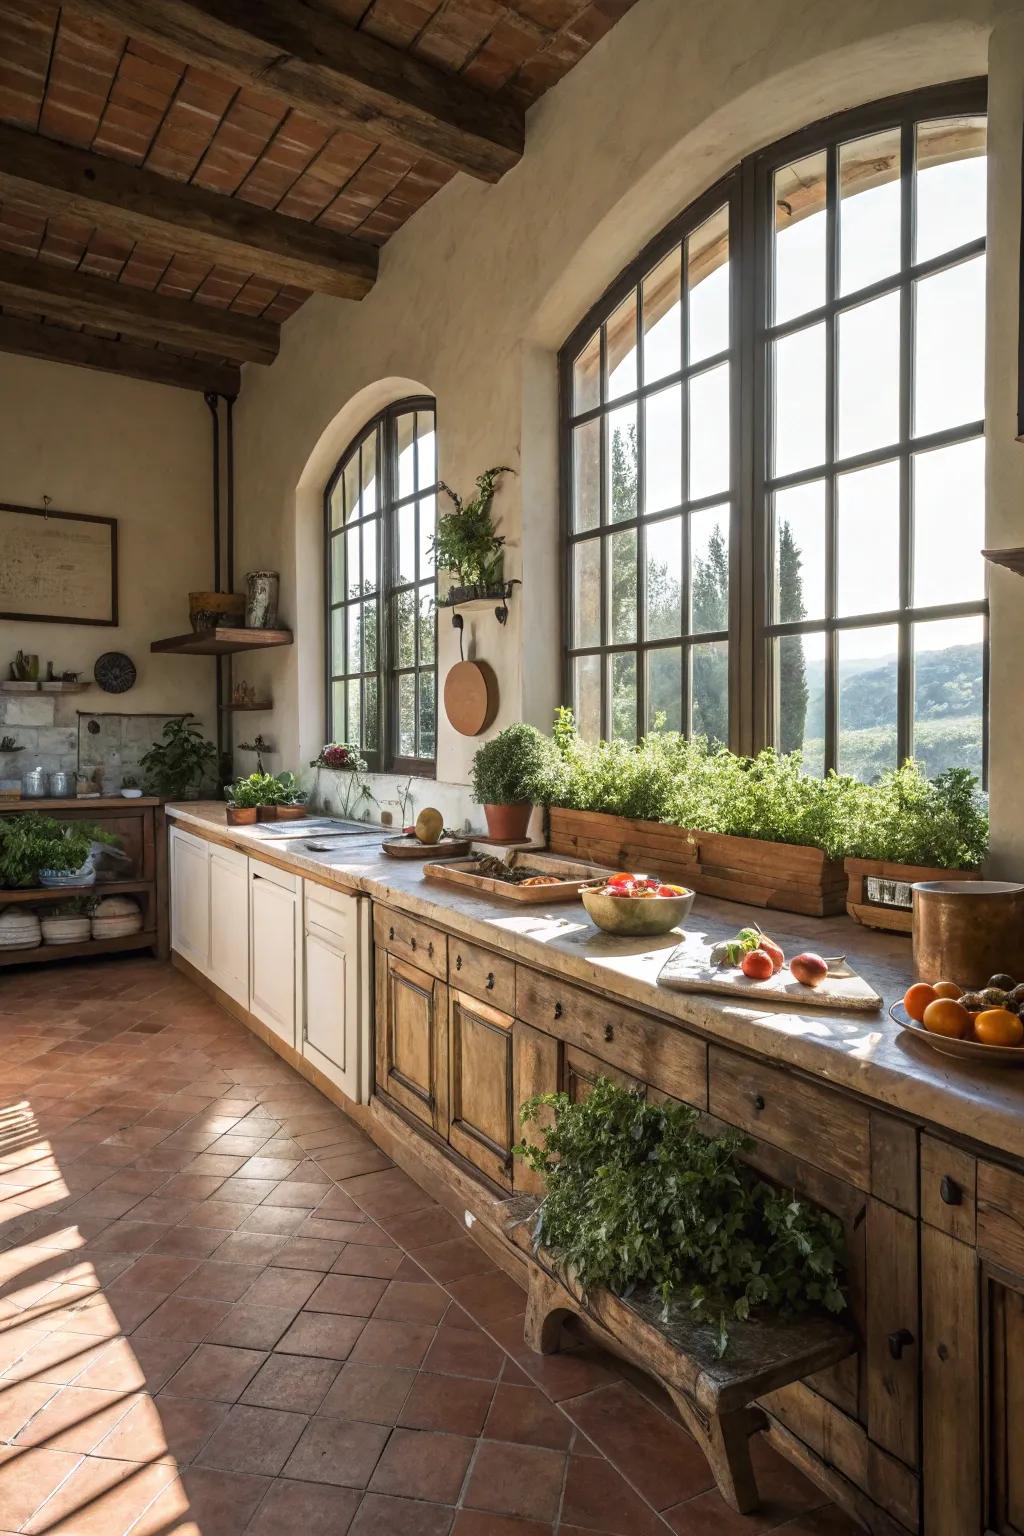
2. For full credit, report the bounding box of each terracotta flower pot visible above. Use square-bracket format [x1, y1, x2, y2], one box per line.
[483, 802, 532, 841]
[256, 805, 277, 822]
[276, 804, 307, 821]
[226, 805, 258, 825]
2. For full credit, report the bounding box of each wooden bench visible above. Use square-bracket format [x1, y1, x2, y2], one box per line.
[502, 1197, 856, 1514]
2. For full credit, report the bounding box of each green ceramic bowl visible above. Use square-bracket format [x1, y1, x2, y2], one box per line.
[581, 883, 695, 937]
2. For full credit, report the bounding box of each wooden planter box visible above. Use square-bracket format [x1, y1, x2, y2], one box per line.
[548, 807, 847, 918]
[844, 857, 981, 934]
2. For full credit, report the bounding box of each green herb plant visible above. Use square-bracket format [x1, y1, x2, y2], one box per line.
[517, 1078, 846, 1356]
[274, 771, 306, 807]
[226, 772, 282, 808]
[140, 717, 217, 800]
[429, 467, 513, 590]
[470, 723, 565, 807]
[0, 815, 115, 888]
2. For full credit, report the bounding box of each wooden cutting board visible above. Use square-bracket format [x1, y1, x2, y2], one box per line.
[658, 936, 882, 1011]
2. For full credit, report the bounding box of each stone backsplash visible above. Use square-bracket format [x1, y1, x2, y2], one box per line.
[0, 694, 182, 794]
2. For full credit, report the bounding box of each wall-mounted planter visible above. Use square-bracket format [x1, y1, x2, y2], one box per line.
[844, 857, 981, 934]
[548, 807, 847, 918]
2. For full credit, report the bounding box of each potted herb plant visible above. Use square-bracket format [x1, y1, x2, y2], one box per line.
[140, 717, 217, 801]
[430, 466, 513, 601]
[224, 774, 265, 825]
[0, 814, 115, 889]
[273, 772, 308, 820]
[471, 722, 565, 841]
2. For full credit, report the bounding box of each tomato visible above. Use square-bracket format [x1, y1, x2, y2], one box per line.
[656, 883, 686, 897]
[606, 873, 636, 889]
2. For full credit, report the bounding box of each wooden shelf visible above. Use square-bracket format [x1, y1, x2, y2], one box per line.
[983, 548, 1024, 576]
[0, 797, 159, 811]
[150, 627, 292, 656]
[220, 702, 273, 712]
[0, 879, 153, 904]
[0, 931, 156, 967]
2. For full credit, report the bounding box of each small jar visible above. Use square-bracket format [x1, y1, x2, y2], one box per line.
[48, 769, 75, 798]
[23, 766, 47, 798]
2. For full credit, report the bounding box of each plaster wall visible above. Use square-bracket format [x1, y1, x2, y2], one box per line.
[0, 355, 216, 784]
[232, 0, 1024, 866]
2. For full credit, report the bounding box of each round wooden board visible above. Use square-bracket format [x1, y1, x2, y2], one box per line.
[382, 837, 471, 860]
[444, 659, 498, 736]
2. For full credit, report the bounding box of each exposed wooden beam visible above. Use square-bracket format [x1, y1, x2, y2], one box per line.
[61, 0, 525, 183]
[0, 314, 240, 394]
[0, 252, 277, 365]
[0, 124, 378, 301]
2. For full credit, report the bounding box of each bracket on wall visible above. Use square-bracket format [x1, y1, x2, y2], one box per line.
[441, 579, 520, 634]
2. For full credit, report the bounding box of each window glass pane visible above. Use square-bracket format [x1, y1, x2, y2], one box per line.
[915, 116, 987, 264]
[347, 604, 362, 673]
[773, 152, 827, 324]
[364, 677, 378, 753]
[838, 624, 898, 781]
[418, 496, 435, 578]
[688, 362, 730, 500]
[645, 516, 682, 640]
[772, 323, 826, 477]
[330, 536, 345, 601]
[329, 482, 345, 531]
[836, 459, 900, 616]
[397, 503, 416, 585]
[415, 412, 436, 490]
[610, 528, 637, 643]
[774, 630, 824, 769]
[362, 597, 378, 670]
[418, 587, 435, 665]
[573, 538, 602, 648]
[573, 418, 600, 533]
[574, 654, 602, 741]
[348, 679, 363, 750]
[418, 672, 436, 761]
[690, 505, 729, 634]
[343, 452, 360, 523]
[648, 647, 682, 733]
[606, 292, 638, 400]
[643, 384, 682, 514]
[346, 525, 361, 599]
[913, 437, 986, 606]
[397, 412, 416, 501]
[611, 652, 637, 741]
[914, 255, 985, 437]
[837, 291, 900, 460]
[360, 434, 378, 518]
[642, 247, 681, 383]
[839, 128, 901, 296]
[398, 674, 416, 758]
[687, 205, 729, 363]
[607, 404, 638, 522]
[331, 608, 345, 675]
[396, 589, 416, 667]
[913, 614, 984, 780]
[331, 680, 345, 739]
[772, 480, 825, 624]
[361, 520, 377, 596]
[690, 641, 728, 744]
[573, 330, 601, 416]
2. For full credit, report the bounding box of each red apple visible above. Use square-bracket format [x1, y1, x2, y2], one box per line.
[790, 952, 828, 988]
[759, 936, 785, 973]
[741, 948, 775, 981]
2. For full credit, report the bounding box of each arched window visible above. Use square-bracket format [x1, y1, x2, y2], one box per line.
[561, 82, 988, 784]
[325, 398, 438, 772]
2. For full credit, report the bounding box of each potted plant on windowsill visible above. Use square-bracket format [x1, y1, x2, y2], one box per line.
[430, 466, 514, 603]
[471, 722, 565, 842]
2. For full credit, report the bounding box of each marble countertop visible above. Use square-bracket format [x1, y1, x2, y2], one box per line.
[168, 802, 1024, 1164]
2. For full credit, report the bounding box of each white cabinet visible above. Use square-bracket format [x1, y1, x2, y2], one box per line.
[169, 826, 210, 974]
[249, 861, 301, 1049]
[209, 845, 249, 1007]
[302, 882, 371, 1104]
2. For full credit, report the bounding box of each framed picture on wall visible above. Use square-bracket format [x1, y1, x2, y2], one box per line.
[0, 502, 118, 626]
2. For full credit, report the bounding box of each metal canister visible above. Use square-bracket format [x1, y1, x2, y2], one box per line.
[23, 766, 47, 798]
[912, 880, 1024, 987]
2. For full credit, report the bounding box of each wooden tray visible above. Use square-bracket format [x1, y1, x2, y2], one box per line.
[382, 836, 471, 860]
[889, 1001, 1024, 1066]
[422, 851, 611, 903]
[658, 937, 882, 1011]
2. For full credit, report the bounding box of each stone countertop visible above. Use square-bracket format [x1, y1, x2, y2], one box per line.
[167, 802, 1024, 1164]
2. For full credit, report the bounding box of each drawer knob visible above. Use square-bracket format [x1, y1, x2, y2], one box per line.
[553, 1002, 563, 1020]
[410, 937, 417, 951]
[604, 1023, 614, 1043]
[888, 1328, 915, 1361]
[940, 1175, 962, 1206]
[455, 954, 463, 971]
[427, 941, 434, 958]
[486, 972, 495, 990]
[753, 1093, 766, 1112]
[388, 925, 395, 941]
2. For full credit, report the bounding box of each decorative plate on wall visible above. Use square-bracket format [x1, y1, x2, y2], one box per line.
[94, 652, 136, 693]
[444, 659, 498, 736]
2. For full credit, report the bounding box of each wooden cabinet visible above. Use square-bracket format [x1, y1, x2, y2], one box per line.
[249, 861, 301, 1049]
[921, 1223, 980, 1536]
[169, 825, 210, 974]
[302, 881, 370, 1104]
[448, 989, 516, 1187]
[449, 937, 515, 1014]
[208, 844, 249, 1007]
[374, 906, 447, 978]
[375, 950, 448, 1135]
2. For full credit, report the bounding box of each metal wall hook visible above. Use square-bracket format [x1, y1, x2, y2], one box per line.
[452, 611, 466, 660]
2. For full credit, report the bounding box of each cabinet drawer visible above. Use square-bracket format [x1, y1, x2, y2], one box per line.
[515, 969, 706, 1107]
[374, 906, 446, 979]
[708, 1046, 870, 1188]
[449, 937, 515, 1012]
[920, 1135, 976, 1242]
[247, 857, 297, 892]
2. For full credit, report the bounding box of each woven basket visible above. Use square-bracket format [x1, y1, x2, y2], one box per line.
[91, 895, 143, 940]
[41, 914, 92, 945]
[0, 909, 42, 949]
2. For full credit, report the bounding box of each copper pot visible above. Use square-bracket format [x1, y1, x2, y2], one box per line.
[912, 881, 1024, 988]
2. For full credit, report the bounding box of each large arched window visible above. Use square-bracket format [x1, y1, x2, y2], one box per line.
[561, 81, 988, 784]
[325, 399, 438, 772]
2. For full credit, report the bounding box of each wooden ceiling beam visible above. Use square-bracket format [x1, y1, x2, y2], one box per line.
[0, 124, 378, 301]
[60, 0, 525, 182]
[0, 315, 240, 394]
[0, 252, 278, 365]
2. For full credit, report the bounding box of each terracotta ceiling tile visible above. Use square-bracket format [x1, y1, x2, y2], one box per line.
[55, 13, 126, 70]
[510, 0, 581, 25]
[364, 0, 442, 49]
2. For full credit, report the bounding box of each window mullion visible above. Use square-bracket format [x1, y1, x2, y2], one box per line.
[897, 116, 916, 768]
[823, 142, 839, 776]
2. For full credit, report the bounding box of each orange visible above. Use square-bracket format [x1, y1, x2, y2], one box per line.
[904, 982, 938, 1023]
[921, 998, 971, 1038]
[931, 980, 963, 1000]
[973, 1008, 1024, 1047]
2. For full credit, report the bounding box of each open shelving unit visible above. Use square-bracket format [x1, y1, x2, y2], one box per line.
[150, 627, 292, 656]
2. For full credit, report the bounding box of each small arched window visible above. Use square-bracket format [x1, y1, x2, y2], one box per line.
[325, 399, 438, 772]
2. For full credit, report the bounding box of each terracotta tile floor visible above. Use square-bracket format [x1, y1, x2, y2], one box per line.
[0, 958, 864, 1535]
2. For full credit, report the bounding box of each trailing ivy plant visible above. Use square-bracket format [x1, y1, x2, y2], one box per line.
[429, 466, 513, 590]
[516, 1078, 846, 1356]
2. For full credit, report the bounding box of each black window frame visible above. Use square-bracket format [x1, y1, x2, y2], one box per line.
[324, 396, 439, 776]
[559, 79, 989, 784]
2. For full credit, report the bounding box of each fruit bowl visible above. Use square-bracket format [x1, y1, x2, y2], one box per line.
[889, 1001, 1024, 1066]
[581, 882, 695, 937]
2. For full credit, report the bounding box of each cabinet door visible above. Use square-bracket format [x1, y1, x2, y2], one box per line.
[921, 1224, 981, 1536]
[208, 845, 249, 1007]
[989, 1272, 1024, 1536]
[448, 989, 515, 1189]
[169, 827, 210, 974]
[303, 888, 369, 1104]
[375, 953, 448, 1136]
[249, 869, 299, 1048]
